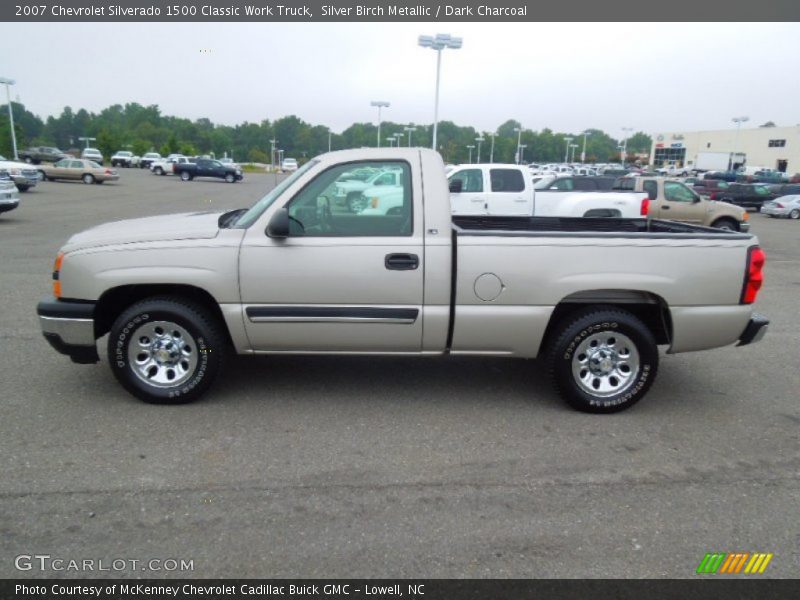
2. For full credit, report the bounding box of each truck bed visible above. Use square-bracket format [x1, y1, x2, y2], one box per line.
[452, 216, 749, 238]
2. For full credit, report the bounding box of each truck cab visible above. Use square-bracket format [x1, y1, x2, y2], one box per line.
[447, 164, 532, 216]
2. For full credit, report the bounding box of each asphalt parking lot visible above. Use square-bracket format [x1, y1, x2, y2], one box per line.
[1, 169, 798, 579]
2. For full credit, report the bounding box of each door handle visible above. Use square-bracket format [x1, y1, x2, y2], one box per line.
[661, 205, 670, 210]
[471, 198, 483, 202]
[385, 253, 419, 270]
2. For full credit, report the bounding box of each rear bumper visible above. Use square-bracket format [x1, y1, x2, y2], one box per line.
[737, 313, 769, 347]
[37, 295, 99, 364]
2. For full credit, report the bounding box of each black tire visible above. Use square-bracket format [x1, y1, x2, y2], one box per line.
[24, 156, 32, 164]
[546, 307, 659, 413]
[711, 218, 738, 231]
[180, 171, 192, 181]
[154, 167, 163, 175]
[224, 173, 235, 183]
[17, 185, 29, 192]
[790, 209, 800, 220]
[107, 297, 227, 404]
[82, 173, 95, 184]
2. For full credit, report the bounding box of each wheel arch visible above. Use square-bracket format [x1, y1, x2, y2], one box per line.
[538, 289, 672, 356]
[94, 284, 234, 348]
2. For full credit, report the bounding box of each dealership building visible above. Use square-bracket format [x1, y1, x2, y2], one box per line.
[649, 125, 800, 174]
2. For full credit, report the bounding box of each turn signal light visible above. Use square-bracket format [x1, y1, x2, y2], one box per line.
[370, 197, 379, 208]
[741, 246, 766, 304]
[52, 252, 64, 298]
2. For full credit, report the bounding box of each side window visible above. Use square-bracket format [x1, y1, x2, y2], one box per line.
[573, 179, 596, 191]
[490, 169, 525, 192]
[55, 159, 69, 167]
[448, 169, 483, 193]
[287, 161, 412, 237]
[551, 178, 574, 191]
[664, 181, 696, 202]
[70, 161, 84, 169]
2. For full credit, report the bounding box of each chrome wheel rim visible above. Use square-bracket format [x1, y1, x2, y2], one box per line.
[349, 197, 367, 213]
[572, 331, 640, 398]
[128, 321, 198, 388]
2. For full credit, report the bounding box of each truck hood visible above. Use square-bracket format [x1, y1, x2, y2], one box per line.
[63, 211, 224, 251]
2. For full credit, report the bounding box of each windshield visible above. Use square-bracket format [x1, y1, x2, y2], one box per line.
[234, 160, 318, 228]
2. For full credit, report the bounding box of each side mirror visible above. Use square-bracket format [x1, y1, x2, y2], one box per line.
[449, 179, 463, 193]
[266, 208, 290, 238]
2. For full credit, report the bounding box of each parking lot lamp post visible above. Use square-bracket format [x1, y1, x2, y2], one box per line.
[489, 132, 497, 163]
[467, 144, 475, 164]
[563, 136, 573, 163]
[518, 144, 527, 164]
[0, 77, 18, 159]
[370, 100, 390, 148]
[404, 126, 416, 147]
[418, 33, 462, 152]
[581, 130, 591, 163]
[387, 136, 396, 148]
[514, 127, 523, 164]
[395, 132, 404, 147]
[621, 127, 632, 168]
[269, 138, 277, 169]
[78, 136, 96, 149]
[570, 144, 578, 163]
[328, 129, 332, 152]
[475, 136, 484, 163]
[731, 116, 749, 171]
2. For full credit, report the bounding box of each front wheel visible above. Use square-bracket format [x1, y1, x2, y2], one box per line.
[107, 297, 227, 404]
[154, 167, 163, 175]
[546, 308, 658, 413]
[711, 218, 738, 231]
[180, 171, 192, 181]
[224, 173, 235, 183]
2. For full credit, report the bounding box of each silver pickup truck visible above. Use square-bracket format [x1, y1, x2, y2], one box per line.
[37, 148, 769, 413]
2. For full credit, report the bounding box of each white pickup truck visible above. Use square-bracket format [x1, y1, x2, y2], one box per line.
[37, 148, 769, 413]
[447, 165, 649, 218]
[151, 155, 192, 176]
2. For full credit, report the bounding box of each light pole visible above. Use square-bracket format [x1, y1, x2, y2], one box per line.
[387, 136, 395, 148]
[395, 132, 404, 147]
[731, 116, 749, 171]
[370, 100, 390, 147]
[78, 136, 96, 149]
[621, 127, 633, 167]
[475, 136, 484, 163]
[569, 144, 578, 163]
[466, 144, 475, 164]
[269, 138, 277, 170]
[0, 77, 18, 160]
[563, 136, 573, 163]
[580, 130, 591, 163]
[518, 144, 527, 164]
[404, 126, 417, 147]
[488, 132, 497, 163]
[328, 129, 332, 152]
[418, 33, 462, 152]
[514, 126, 523, 164]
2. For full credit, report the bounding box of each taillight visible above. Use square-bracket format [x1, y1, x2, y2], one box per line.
[52, 252, 64, 298]
[775, 203, 784, 208]
[741, 246, 766, 304]
[104, 169, 112, 175]
[640, 198, 649, 216]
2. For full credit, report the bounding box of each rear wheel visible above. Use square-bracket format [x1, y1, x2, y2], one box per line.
[224, 173, 235, 183]
[107, 297, 227, 404]
[546, 308, 658, 413]
[82, 173, 95, 184]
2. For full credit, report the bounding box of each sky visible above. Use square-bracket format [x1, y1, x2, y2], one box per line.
[1, 22, 799, 137]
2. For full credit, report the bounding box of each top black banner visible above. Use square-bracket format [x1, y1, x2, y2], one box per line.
[2, 0, 799, 22]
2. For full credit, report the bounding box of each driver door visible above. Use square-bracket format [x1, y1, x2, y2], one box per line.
[653, 181, 707, 223]
[238, 159, 424, 353]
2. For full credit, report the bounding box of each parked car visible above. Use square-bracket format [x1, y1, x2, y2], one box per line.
[614, 176, 748, 231]
[0, 173, 20, 215]
[716, 183, 775, 211]
[81, 148, 104, 165]
[281, 158, 299, 172]
[111, 151, 136, 168]
[760, 196, 800, 219]
[765, 183, 800, 197]
[36, 148, 768, 413]
[219, 158, 239, 168]
[704, 170, 739, 182]
[173, 158, 243, 183]
[0, 154, 39, 191]
[692, 179, 731, 199]
[751, 170, 787, 184]
[18, 146, 68, 164]
[139, 152, 162, 169]
[40, 159, 120, 184]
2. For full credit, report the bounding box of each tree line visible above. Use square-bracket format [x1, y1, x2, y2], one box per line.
[0, 101, 652, 165]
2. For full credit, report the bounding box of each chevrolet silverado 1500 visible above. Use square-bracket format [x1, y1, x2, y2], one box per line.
[37, 149, 768, 413]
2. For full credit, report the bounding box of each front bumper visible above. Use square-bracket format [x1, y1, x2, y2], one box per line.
[737, 313, 769, 347]
[37, 295, 99, 364]
[11, 174, 38, 189]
